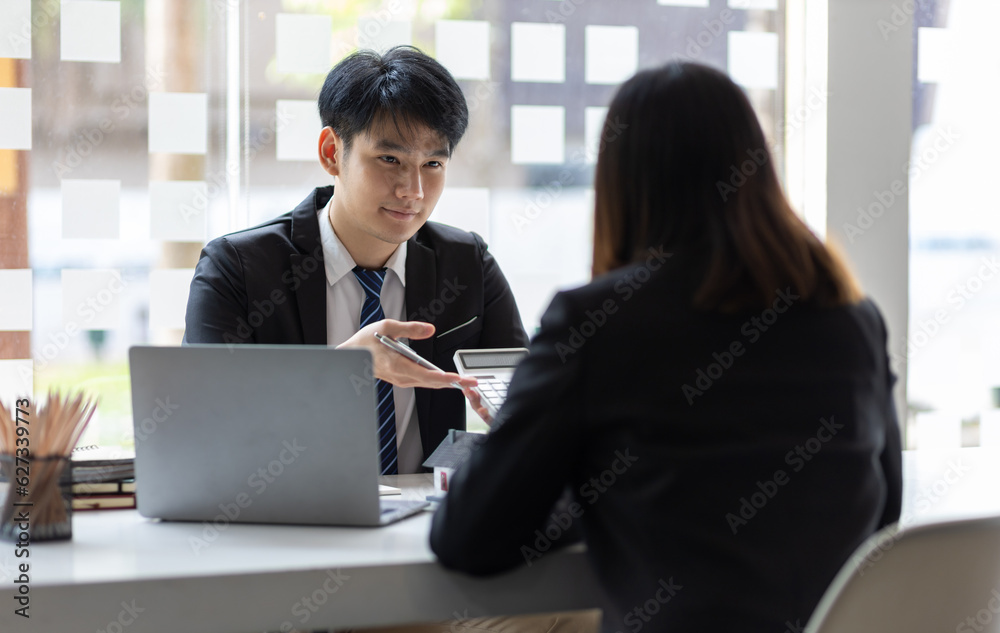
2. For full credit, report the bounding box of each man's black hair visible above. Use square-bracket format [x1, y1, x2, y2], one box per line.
[318, 45, 469, 156]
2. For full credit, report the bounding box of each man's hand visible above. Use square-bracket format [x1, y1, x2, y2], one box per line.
[462, 386, 495, 426]
[337, 319, 477, 390]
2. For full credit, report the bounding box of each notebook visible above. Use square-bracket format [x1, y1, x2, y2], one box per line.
[128, 345, 427, 527]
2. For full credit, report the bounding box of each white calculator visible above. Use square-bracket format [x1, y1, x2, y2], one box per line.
[453, 348, 530, 419]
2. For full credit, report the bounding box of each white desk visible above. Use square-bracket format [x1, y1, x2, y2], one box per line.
[2, 450, 998, 632]
[0, 475, 604, 633]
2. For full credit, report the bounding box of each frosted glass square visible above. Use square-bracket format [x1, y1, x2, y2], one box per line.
[918, 27, 954, 84]
[0, 87, 31, 150]
[276, 13, 331, 74]
[433, 188, 491, 243]
[0, 0, 31, 59]
[150, 180, 208, 241]
[584, 107, 608, 165]
[357, 19, 412, 52]
[149, 92, 207, 155]
[511, 106, 565, 165]
[585, 25, 638, 85]
[0, 269, 31, 331]
[729, 0, 779, 9]
[0, 360, 32, 407]
[149, 269, 194, 330]
[657, 0, 710, 6]
[436, 20, 490, 81]
[276, 99, 322, 162]
[728, 31, 778, 90]
[62, 179, 120, 239]
[62, 269, 125, 330]
[511, 23, 565, 83]
[60, 0, 120, 63]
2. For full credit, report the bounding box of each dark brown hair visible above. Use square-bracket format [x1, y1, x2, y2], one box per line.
[592, 62, 861, 311]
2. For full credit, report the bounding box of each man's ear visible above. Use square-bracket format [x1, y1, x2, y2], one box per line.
[318, 126, 341, 177]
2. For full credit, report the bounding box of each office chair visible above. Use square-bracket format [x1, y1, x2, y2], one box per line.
[805, 515, 1000, 633]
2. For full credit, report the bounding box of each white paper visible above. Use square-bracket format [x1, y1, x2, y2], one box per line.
[276, 13, 332, 74]
[0, 269, 32, 331]
[62, 269, 124, 330]
[657, 0, 710, 6]
[61, 179, 120, 239]
[0, 0, 32, 59]
[150, 180, 208, 241]
[0, 87, 31, 150]
[511, 105, 565, 165]
[356, 18, 412, 52]
[511, 22, 565, 83]
[0, 360, 32, 407]
[60, 0, 121, 63]
[276, 99, 322, 162]
[149, 268, 194, 330]
[584, 107, 609, 165]
[918, 27, 954, 84]
[435, 20, 490, 81]
[432, 188, 491, 243]
[148, 92, 208, 155]
[585, 25, 638, 85]
[729, 0, 779, 10]
[727, 31, 779, 90]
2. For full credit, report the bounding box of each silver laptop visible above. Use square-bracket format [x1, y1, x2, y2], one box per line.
[128, 345, 427, 527]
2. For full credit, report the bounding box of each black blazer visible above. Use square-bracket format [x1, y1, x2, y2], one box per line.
[183, 186, 529, 461]
[431, 255, 903, 632]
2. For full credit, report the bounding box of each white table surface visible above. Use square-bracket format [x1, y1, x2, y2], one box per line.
[1, 450, 998, 632]
[0, 474, 604, 632]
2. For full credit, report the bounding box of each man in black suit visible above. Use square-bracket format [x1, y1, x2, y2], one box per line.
[183, 46, 529, 474]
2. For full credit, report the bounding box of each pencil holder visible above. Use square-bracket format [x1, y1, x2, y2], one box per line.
[0, 454, 74, 542]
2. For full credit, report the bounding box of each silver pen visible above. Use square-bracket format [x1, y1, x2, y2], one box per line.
[374, 332, 464, 389]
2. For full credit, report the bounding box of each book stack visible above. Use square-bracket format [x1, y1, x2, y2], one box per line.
[71, 445, 136, 511]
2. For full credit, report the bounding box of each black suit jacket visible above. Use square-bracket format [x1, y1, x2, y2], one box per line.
[183, 186, 529, 461]
[431, 254, 903, 632]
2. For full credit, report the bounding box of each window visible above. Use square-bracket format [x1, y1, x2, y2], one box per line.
[1, 0, 787, 446]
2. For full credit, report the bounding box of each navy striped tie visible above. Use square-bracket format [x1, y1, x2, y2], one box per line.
[352, 266, 398, 476]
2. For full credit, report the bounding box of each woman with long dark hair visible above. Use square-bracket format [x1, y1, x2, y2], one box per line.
[431, 62, 902, 632]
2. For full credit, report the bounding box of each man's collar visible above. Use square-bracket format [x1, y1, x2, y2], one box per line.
[317, 194, 407, 287]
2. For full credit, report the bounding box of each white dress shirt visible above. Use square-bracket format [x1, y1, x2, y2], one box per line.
[317, 200, 423, 474]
